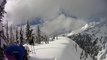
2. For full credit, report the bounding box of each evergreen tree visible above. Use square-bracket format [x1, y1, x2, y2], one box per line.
[26, 20, 33, 44]
[6, 21, 9, 45]
[16, 26, 18, 41]
[29, 33, 34, 45]
[44, 35, 49, 44]
[36, 25, 41, 44]
[26, 20, 30, 43]
[0, 0, 6, 19]
[0, 0, 7, 60]
[20, 26, 23, 45]
[10, 25, 14, 45]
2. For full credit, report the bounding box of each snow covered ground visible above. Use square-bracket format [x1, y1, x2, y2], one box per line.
[26, 37, 92, 60]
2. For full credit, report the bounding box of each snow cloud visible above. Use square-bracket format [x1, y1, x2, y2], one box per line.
[3, 0, 107, 35]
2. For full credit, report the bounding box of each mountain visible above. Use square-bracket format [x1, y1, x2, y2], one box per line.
[67, 24, 91, 36]
[68, 21, 107, 60]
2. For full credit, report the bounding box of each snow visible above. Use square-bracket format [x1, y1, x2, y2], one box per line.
[66, 21, 107, 60]
[0, 37, 7, 48]
[23, 21, 107, 60]
[67, 24, 90, 36]
[80, 22, 107, 60]
[68, 21, 107, 60]
[97, 43, 107, 60]
[97, 48, 107, 60]
[0, 22, 3, 31]
[25, 37, 92, 60]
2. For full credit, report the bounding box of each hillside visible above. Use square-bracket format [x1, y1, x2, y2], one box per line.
[68, 21, 107, 60]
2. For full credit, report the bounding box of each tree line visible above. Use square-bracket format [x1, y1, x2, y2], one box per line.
[5, 20, 49, 46]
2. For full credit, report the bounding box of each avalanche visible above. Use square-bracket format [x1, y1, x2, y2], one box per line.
[26, 37, 92, 60]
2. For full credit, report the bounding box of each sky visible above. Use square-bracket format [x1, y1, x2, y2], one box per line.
[2, 0, 107, 35]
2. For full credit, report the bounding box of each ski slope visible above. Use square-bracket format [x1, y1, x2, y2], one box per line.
[26, 37, 92, 60]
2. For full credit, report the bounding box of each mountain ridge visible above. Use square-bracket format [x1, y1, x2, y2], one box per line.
[68, 20, 107, 60]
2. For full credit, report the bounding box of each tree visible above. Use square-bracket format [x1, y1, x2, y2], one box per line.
[0, 0, 7, 60]
[44, 35, 49, 44]
[26, 20, 33, 44]
[6, 21, 9, 45]
[29, 33, 34, 45]
[9, 24, 15, 45]
[20, 26, 23, 45]
[0, 0, 6, 19]
[26, 20, 30, 43]
[15, 26, 18, 43]
[35, 26, 42, 44]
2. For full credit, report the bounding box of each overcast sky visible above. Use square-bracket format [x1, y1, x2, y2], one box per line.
[2, 0, 107, 35]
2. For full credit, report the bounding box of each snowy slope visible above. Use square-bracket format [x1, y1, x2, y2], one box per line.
[97, 43, 107, 60]
[26, 37, 92, 60]
[68, 21, 107, 60]
[81, 21, 107, 49]
[67, 24, 92, 36]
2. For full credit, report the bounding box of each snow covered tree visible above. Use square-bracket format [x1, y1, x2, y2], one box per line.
[44, 35, 49, 44]
[9, 25, 15, 45]
[20, 26, 24, 45]
[6, 21, 9, 45]
[26, 20, 33, 44]
[35, 26, 49, 44]
[29, 33, 34, 45]
[26, 20, 31, 43]
[35, 25, 42, 44]
[15, 26, 18, 43]
[0, 0, 6, 19]
[0, 0, 7, 60]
